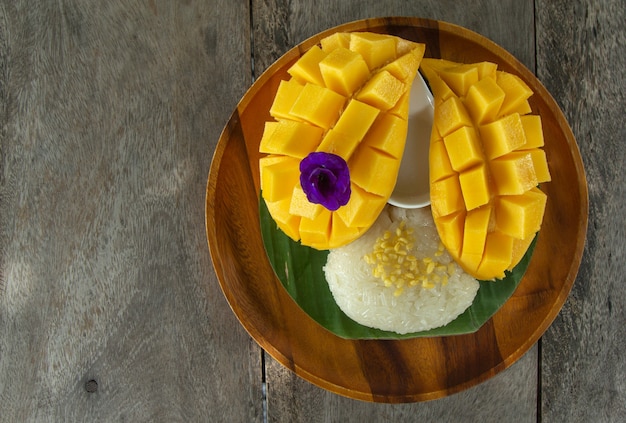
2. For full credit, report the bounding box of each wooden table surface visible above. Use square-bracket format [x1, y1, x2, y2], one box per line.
[0, 1, 623, 421]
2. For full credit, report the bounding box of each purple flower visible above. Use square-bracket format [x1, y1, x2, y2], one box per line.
[299, 152, 351, 211]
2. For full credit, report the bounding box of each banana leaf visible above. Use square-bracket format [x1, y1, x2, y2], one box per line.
[259, 197, 535, 339]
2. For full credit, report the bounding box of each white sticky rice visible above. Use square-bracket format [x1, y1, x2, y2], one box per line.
[324, 206, 479, 334]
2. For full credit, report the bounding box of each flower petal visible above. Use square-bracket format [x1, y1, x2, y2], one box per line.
[300, 152, 351, 211]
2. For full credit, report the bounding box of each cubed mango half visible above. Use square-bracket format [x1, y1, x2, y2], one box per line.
[424, 58, 550, 279]
[260, 31, 426, 250]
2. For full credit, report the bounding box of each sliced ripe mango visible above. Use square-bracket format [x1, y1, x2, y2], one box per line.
[319, 48, 370, 96]
[443, 125, 484, 172]
[422, 58, 550, 280]
[349, 146, 399, 197]
[479, 113, 527, 159]
[260, 32, 425, 250]
[475, 231, 515, 280]
[349, 32, 397, 70]
[429, 139, 455, 182]
[495, 187, 547, 240]
[355, 70, 405, 111]
[335, 183, 387, 228]
[459, 163, 491, 211]
[259, 120, 324, 158]
[259, 155, 301, 202]
[490, 151, 538, 195]
[464, 77, 505, 124]
[320, 32, 351, 52]
[460, 206, 492, 273]
[435, 96, 473, 137]
[495, 71, 533, 117]
[287, 45, 327, 86]
[289, 84, 346, 129]
[270, 79, 304, 120]
[438, 63, 479, 97]
[265, 197, 301, 241]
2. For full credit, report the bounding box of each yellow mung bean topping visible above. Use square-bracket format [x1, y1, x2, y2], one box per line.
[363, 220, 454, 296]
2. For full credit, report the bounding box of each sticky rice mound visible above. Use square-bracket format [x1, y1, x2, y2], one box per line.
[324, 206, 479, 334]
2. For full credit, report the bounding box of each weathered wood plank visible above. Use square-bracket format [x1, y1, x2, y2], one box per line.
[536, 0, 626, 421]
[265, 347, 537, 422]
[251, 0, 535, 77]
[252, 0, 538, 420]
[0, 1, 262, 421]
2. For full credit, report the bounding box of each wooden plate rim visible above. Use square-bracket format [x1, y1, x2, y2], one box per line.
[205, 16, 588, 402]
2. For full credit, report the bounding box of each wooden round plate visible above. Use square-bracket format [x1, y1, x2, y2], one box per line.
[205, 17, 588, 402]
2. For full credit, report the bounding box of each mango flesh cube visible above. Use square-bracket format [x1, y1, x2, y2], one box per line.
[315, 129, 361, 161]
[259, 121, 278, 150]
[439, 64, 479, 97]
[360, 112, 407, 159]
[355, 70, 405, 111]
[289, 184, 323, 220]
[388, 90, 410, 120]
[435, 96, 473, 137]
[431, 175, 465, 219]
[329, 213, 365, 249]
[336, 183, 386, 228]
[395, 38, 423, 57]
[421, 58, 459, 74]
[479, 113, 527, 159]
[259, 156, 301, 202]
[520, 114, 544, 148]
[490, 151, 538, 195]
[495, 187, 547, 239]
[259, 154, 294, 184]
[429, 139, 456, 182]
[258, 120, 324, 158]
[496, 71, 533, 117]
[460, 206, 492, 272]
[464, 77, 506, 124]
[299, 209, 331, 247]
[320, 32, 351, 53]
[349, 32, 397, 70]
[475, 232, 514, 280]
[420, 68, 455, 104]
[258, 154, 290, 168]
[270, 79, 305, 120]
[332, 99, 380, 139]
[265, 198, 301, 241]
[474, 61, 498, 79]
[287, 45, 327, 86]
[382, 50, 424, 82]
[508, 234, 536, 271]
[509, 99, 533, 116]
[459, 163, 491, 210]
[319, 47, 370, 96]
[289, 84, 346, 129]
[528, 149, 551, 182]
[349, 146, 399, 197]
[434, 210, 466, 259]
[443, 125, 484, 172]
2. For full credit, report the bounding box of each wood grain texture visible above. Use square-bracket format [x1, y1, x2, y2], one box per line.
[0, 1, 262, 421]
[266, 347, 538, 422]
[251, 0, 535, 78]
[536, 0, 626, 421]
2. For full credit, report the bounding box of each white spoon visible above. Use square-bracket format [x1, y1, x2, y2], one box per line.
[387, 72, 434, 209]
